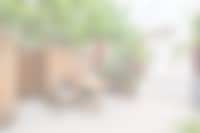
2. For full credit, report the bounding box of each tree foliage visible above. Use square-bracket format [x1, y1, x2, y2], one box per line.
[0, 0, 148, 61]
[0, 0, 136, 41]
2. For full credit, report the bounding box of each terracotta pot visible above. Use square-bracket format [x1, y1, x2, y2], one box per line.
[0, 43, 18, 123]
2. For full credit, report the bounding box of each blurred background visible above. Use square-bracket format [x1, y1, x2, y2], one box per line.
[0, 0, 200, 133]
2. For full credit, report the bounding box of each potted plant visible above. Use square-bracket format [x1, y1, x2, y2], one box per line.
[16, 0, 149, 96]
[0, 0, 149, 108]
